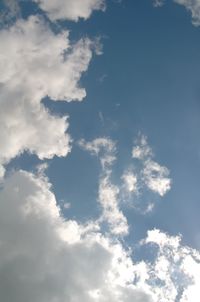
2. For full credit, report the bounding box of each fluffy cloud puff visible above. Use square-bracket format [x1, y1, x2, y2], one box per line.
[0, 169, 153, 302]
[0, 15, 94, 174]
[0, 169, 200, 302]
[34, 0, 105, 21]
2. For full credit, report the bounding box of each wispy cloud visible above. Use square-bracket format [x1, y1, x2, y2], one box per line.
[132, 135, 171, 197]
[79, 137, 129, 235]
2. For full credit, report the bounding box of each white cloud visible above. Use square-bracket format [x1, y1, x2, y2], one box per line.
[0, 169, 153, 302]
[79, 137, 128, 235]
[0, 15, 95, 170]
[122, 170, 138, 194]
[153, 0, 200, 26]
[1, 169, 200, 301]
[98, 175, 129, 235]
[142, 229, 200, 302]
[152, 0, 165, 7]
[34, 0, 105, 21]
[0, 0, 20, 24]
[142, 159, 171, 196]
[174, 0, 200, 26]
[79, 137, 116, 169]
[132, 135, 171, 197]
[132, 135, 153, 160]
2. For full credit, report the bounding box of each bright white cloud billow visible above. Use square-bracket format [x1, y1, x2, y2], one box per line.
[0, 15, 95, 174]
[34, 0, 105, 21]
[0, 169, 152, 302]
[0, 170, 200, 302]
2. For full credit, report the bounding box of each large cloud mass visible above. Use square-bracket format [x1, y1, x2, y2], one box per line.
[0, 170, 153, 302]
[0, 15, 94, 175]
[0, 169, 200, 302]
[0, 1, 200, 301]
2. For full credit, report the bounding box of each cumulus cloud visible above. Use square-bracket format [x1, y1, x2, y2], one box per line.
[0, 169, 200, 302]
[0, 15, 95, 174]
[0, 169, 153, 302]
[34, 0, 105, 21]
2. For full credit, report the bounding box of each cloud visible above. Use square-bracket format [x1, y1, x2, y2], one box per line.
[174, 0, 200, 26]
[142, 159, 171, 196]
[0, 169, 153, 302]
[79, 137, 129, 235]
[132, 135, 153, 160]
[79, 137, 116, 169]
[0, 0, 20, 25]
[98, 174, 129, 235]
[153, 0, 200, 26]
[122, 170, 138, 194]
[34, 0, 105, 21]
[142, 229, 200, 301]
[0, 15, 95, 174]
[0, 169, 200, 301]
[132, 135, 171, 197]
[152, 0, 165, 7]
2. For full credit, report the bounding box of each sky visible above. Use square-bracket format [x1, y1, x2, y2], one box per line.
[1, 0, 200, 301]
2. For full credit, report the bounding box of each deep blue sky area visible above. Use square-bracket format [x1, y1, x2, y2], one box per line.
[10, 0, 200, 250]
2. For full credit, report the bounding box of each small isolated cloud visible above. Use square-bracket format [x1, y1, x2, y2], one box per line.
[132, 135, 171, 197]
[34, 0, 105, 21]
[142, 159, 171, 197]
[152, 0, 165, 7]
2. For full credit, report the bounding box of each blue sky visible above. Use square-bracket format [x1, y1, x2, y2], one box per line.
[45, 0, 200, 247]
[1, 0, 200, 301]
